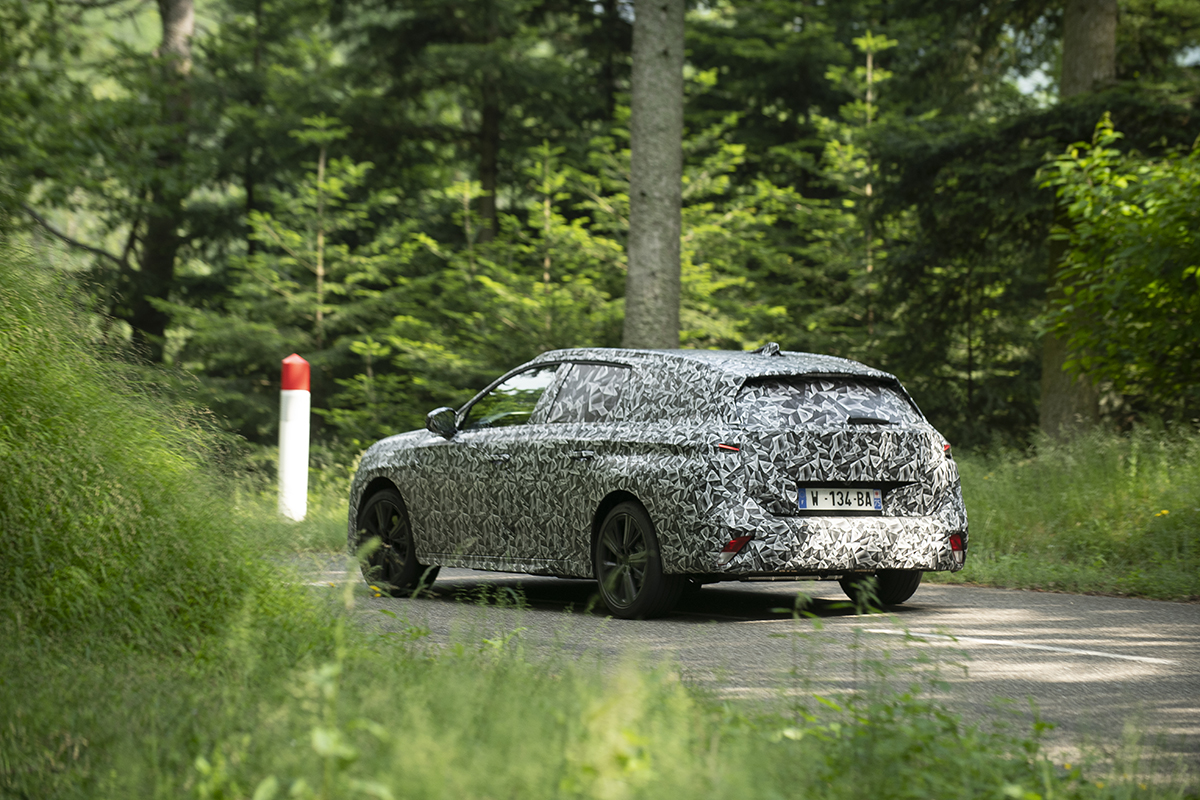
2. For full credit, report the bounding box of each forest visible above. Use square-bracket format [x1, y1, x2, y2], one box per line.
[3, 0, 1199, 462]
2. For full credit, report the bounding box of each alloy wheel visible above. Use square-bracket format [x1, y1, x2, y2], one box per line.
[597, 512, 649, 608]
[364, 498, 410, 586]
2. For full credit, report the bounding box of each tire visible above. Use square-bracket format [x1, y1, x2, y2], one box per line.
[355, 488, 439, 596]
[839, 569, 923, 607]
[594, 501, 684, 619]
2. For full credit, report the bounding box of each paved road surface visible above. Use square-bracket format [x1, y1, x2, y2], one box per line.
[302, 558, 1199, 771]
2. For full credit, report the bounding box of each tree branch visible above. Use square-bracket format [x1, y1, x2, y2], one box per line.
[23, 205, 125, 267]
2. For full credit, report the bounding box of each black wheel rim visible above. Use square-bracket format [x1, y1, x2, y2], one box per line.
[597, 512, 648, 608]
[362, 499, 409, 586]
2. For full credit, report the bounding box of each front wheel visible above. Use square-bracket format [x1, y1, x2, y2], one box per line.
[355, 488, 439, 596]
[594, 501, 683, 619]
[839, 569, 923, 607]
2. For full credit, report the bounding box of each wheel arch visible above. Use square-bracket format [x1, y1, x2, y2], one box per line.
[359, 476, 401, 508]
[590, 490, 642, 570]
[349, 475, 404, 550]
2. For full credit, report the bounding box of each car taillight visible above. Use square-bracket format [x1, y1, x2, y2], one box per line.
[716, 535, 753, 566]
[943, 443, 953, 459]
[949, 532, 964, 551]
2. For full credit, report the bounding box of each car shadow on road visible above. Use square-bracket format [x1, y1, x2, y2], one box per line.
[419, 575, 921, 623]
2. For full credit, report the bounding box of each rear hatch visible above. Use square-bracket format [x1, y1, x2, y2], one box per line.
[735, 376, 945, 516]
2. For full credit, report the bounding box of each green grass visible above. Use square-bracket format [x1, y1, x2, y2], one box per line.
[1, 250, 1194, 799]
[933, 430, 1200, 599]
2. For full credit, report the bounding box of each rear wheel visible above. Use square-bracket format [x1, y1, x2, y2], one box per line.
[594, 501, 683, 619]
[355, 488, 439, 596]
[839, 569, 922, 607]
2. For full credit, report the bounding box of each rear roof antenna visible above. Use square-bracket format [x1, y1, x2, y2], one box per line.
[751, 342, 781, 356]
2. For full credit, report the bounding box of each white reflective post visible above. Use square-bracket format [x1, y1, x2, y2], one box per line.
[278, 353, 310, 521]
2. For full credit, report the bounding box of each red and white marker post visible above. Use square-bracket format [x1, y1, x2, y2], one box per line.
[278, 353, 311, 521]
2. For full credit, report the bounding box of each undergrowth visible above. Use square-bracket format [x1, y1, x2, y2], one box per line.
[937, 430, 1200, 599]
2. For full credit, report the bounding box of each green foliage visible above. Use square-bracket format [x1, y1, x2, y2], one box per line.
[1041, 115, 1200, 417]
[8, 0, 1200, 455]
[940, 426, 1200, 599]
[0, 247, 266, 648]
[877, 88, 1200, 445]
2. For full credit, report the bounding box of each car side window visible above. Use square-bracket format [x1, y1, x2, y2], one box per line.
[461, 365, 559, 430]
[545, 363, 629, 423]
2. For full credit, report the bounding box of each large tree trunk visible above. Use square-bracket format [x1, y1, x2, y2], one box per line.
[622, 0, 684, 349]
[1060, 0, 1118, 97]
[128, 0, 194, 362]
[1039, 0, 1116, 436]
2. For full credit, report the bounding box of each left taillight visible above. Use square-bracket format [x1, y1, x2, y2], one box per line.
[716, 535, 753, 566]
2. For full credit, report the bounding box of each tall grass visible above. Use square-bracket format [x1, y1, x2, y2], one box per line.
[945, 429, 1200, 599]
[0, 258, 270, 648]
[0, 250, 1191, 799]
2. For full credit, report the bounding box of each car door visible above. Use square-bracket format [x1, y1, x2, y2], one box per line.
[511, 362, 631, 571]
[452, 363, 562, 561]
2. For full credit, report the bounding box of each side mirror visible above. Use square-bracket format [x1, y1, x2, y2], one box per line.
[425, 407, 457, 439]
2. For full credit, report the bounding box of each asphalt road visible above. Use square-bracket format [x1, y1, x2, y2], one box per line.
[302, 558, 1200, 772]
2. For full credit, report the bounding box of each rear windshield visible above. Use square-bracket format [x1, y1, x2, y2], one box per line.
[736, 377, 922, 428]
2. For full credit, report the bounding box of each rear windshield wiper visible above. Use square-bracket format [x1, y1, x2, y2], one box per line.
[847, 416, 893, 425]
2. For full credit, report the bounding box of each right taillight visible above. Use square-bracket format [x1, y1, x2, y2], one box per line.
[949, 532, 965, 551]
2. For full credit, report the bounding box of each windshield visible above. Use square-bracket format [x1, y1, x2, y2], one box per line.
[736, 377, 922, 428]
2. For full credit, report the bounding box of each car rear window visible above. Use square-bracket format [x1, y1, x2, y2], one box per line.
[736, 377, 922, 428]
[546, 363, 629, 423]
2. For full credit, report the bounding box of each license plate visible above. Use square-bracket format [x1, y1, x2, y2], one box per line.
[797, 487, 882, 512]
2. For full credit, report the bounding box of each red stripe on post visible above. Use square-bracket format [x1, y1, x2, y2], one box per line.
[281, 353, 310, 391]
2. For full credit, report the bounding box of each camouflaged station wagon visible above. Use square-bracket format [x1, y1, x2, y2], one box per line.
[348, 344, 968, 618]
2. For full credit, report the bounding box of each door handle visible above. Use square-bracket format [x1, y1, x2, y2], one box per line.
[569, 449, 596, 461]
[489, 453, 511, 465]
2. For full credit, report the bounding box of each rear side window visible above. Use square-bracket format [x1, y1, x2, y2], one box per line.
[737, 377, 922, 428]
[546, 363, 629, 423]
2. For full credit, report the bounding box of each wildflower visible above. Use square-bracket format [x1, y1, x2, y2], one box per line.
[1155, 509, 1170, 517]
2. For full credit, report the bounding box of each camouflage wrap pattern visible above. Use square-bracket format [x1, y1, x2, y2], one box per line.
[348, 348, 968, 580]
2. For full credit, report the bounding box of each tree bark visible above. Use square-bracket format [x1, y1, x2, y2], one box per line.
[128, 0, 194, 362]
[1039, 0, 1116, 436]
[1060, 0, 1118, 98]
[622, 0, 684, 349]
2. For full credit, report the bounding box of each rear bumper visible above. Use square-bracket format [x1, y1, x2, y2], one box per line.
[716, 512, 967, 574]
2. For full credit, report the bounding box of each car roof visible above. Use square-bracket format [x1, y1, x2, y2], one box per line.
[530, 347, 896, 383]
